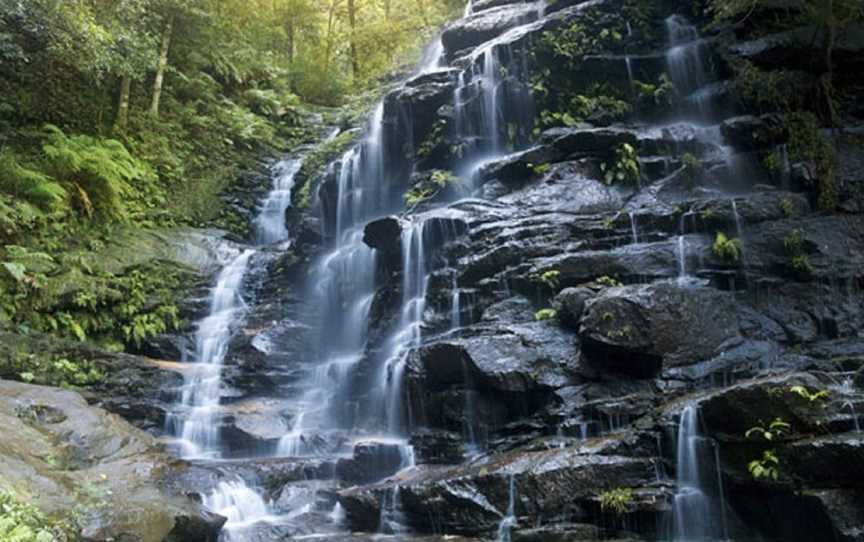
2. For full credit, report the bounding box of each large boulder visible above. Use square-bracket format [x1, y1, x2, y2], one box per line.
[0, 380, 222, 541]
[579, 283, 743, 377]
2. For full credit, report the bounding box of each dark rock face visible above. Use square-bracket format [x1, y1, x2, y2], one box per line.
[442, 4, 542, 57]
[580, 283, 743, 376]
[336, 441, 406, 484]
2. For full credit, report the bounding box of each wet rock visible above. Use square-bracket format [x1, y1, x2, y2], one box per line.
[410, 430, 466, 465]
[721, 114, 787, 150]
[512, 523, 603, 541]
[782, 433, 864, 487]
[579, 283, 743, 377]
[730, 24, 864, 71]
[363, 216, 407, 253]
[541, 127, 639, 156]
[338, 445, 658, 536]
[442, 4, 542, 57]
[0, 380, 219, 542]
[336, 441, 406, 485]
[553, 287, 595, 331]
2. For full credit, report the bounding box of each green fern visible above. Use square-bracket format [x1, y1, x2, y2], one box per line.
[0, 150, 67, 210]
[41, 124, 154, 219]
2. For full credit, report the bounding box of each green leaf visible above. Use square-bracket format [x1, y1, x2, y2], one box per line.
[2, 262, 27, 282]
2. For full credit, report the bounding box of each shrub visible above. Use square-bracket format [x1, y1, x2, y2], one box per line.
[713, 232, 742, 262]
[601, 143, 640, 185]
[534, 308, 558, 322]
[599, 488, 633, 515]
[0, 490, 65, 541]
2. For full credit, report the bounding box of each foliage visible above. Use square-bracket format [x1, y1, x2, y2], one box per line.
[748, 450, 781, 481]
[0, 489, 66, 541]
[599, 488, 633, 516]
[785, 112, 837, 210]
[601, 143, 640, 185]
[790, 385, 830, 404]
[713, 232, 742, 262]
[16, 356, 105, 389]
[681, 152, 703, 182]
[534, 308, 558, 322]
[745, 418, 791, 442]
[41, 125, 157, 220]
[783, 229, 814, 276]
[597, 276, 623, 288]
[537, 270, 561, 290]
[405, 170, 458, 208]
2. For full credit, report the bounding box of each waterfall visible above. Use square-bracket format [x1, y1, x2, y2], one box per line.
[379, 222, 431, 435]
[671, 405, 729, 541]
[629, 213, 639, 244]
[169, 248, 253, 459]
[255, 158, 302, 245]
[665, 15, 711, 116]
[497, 474, 517, 542]
[204, 480, 273, 541]
[450, 274, 462, 330]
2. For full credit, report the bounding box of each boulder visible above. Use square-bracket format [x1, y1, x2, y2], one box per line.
[363, 216, 407, 253]
[553, 287, 595, 331]
[579, 283, 743, 377]
[0, 380, 221, 541]
[336, 441, 407, 485]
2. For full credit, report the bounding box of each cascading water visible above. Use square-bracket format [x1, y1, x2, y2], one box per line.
[665, 15, 711, 115]
[255, 158, 302, 245]
[670, 405, 729, 541]
[168, 248, 254, 459]
[497, 474, 518, 542]
[204, 481, 274, 542]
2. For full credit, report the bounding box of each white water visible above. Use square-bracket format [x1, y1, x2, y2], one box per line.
[170, 248, 253, 459]
[497, 474, 517, 542]
[671, 405, 729, 541]
[204, 481, 276, 541]
[256, 159, 302, 245]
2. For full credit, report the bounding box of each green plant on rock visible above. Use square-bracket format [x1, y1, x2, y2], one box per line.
[597, 275, 623, 288]
[783, 229, 814, 276]
[602, 143, 640, 186]
[746, 418, 791, 442]
[530, 162, 552, 176]
[681, 152, 703, 182]
[786, 112, 838, 210]
[745, 418, 792, 481]
[0, 490, 67, 541]
[780, 198, 796, 218]
[748, 450, 781, 481]
[713, 232, 742, 262]
[790, 385, 830, 404]
[537, 270, 561, 290]
[534, 308, 558, 322]
[599, 487, 633, 516]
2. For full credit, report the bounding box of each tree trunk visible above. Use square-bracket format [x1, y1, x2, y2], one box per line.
[115, 75, 131, 133]
[149, 14, 174, 117]
[347, 0, 359, 84]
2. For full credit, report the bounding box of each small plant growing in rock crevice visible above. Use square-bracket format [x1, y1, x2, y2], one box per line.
[599, 487, 633, 515]
[713, 232, 742, 262]
[536, 269, 561, 290]
[534, 308, 558, 322]
[597, 275, 623, 288]
[783, 229, 814, 276]
[602, 143, 640, 186]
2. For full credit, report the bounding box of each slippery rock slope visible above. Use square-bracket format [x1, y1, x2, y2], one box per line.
[315, 0, 864, 540]
[0, 380, 222, 541]
[92, 0, 863, 540]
